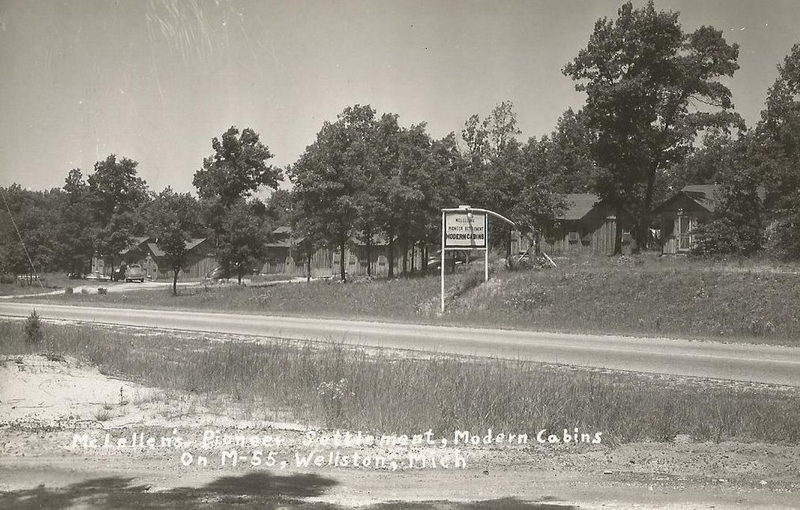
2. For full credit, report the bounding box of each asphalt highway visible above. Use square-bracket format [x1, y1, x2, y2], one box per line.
[1, 301, 799, 386]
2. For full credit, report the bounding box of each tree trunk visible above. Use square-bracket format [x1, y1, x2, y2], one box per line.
[366, 234, 372, 277]
[172, 269, 179, 296]
[339, 237, 347, 283]
[422, 245, 428, 272]
[506, 226, 512, 260]
[613, 205, 623, 256]
[237, 271, 243, 285]
[387, 229, 395, 278]
[401, 235, 408, 276]
[410, 242, 416, 274]
[306, 251, 312, 282]
[637, 160, 660, 253]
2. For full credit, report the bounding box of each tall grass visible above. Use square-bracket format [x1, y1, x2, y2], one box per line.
[2, 320, 798, 444]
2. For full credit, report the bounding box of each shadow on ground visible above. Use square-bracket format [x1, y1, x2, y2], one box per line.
[0, 472, 577, 509]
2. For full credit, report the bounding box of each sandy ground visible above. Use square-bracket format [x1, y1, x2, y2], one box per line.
[1, 355, 798, 509]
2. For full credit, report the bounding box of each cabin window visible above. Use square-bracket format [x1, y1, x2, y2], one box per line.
[568, 231, 580, 243]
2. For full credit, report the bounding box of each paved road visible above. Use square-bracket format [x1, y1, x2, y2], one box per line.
[2, 302, 799, 386]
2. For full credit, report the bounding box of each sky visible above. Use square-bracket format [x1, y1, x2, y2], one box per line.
[1, 0, 799, 193]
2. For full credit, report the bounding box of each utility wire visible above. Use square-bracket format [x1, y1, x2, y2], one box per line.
[0, 186, 45, 289]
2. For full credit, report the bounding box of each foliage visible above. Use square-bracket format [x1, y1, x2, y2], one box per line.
[147, 188, 202, 294]
[85, 155, 150, 276]
[288, 105, 380, 282]
[525, 108, 597, 194]
[193, 126, 281, 207]
[563, 0, 741, 252]
[692, 135, 764, 255]
[753, 44, 800, 258]
[216, 200, 268, 284]
[24, 309, 43, 344]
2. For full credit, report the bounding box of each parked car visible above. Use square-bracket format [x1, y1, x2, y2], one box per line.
[204, 266, 228, 281]
[426, 250, 468, 272]
[123, 264, 146, 283]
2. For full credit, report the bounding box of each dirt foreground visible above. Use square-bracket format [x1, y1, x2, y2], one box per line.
[1, 355, 798, 509]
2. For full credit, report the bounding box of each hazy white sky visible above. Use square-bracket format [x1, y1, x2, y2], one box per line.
[1, 0, 798, 193]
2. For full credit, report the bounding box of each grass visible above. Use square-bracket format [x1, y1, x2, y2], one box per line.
[20, 253, 800, 344]
[2, 319, 799, 445]
[0, 272, 75, 296]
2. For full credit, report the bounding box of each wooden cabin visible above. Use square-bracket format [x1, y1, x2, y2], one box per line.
[654, 185, 720, 255]
[91, 237, 216, 280]
[540, 194, 627, 256]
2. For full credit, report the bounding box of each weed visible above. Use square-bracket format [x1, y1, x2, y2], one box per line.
[95, 409, 111, 422]
[24, 310, 44, 345]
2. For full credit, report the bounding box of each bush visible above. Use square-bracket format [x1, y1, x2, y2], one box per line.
[24, 310, 44, 345]
[0, 274, 15, 284]
[97, 287, 108, 295]
[64, 287, 74, 295]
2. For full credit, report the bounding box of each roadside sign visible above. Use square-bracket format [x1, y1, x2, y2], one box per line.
[444, 211, 486, 249]
[440, 206, 515, 313]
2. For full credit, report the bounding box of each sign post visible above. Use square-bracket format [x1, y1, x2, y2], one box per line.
[440, 205, 514, 312]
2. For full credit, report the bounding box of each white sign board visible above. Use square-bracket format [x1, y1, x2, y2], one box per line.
[444, 211, 486, 248]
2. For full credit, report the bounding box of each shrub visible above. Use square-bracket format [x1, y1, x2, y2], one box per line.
[0, 274, 15, 284]
[24, 310, 44, 345]
[64, 287, 74, 295]
[97, 287, 108, 295]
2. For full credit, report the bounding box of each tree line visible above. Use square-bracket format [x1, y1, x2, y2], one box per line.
[2, 1, 799, 287]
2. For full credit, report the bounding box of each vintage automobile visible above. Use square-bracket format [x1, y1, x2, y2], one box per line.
[123, 264, 146, 283]
[426, 249, 468, 272]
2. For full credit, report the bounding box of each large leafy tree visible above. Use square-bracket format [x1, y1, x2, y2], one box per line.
[527, 108, 597, 194]
[289, 105, 379, 282]
[217, 200, 268, 285]
[87, 155, 148, 219]
[692, 134, 764, 255]
[0, 184, 59, 280]
[753, 44, 800, 257]
[86, 155, 149, 277]
[460, 101, 563, 257]
[58, 169, 96, 275]
[147, 188, 202, 295]
[193, 126, 281, 207]
[563, 0, 740, 253]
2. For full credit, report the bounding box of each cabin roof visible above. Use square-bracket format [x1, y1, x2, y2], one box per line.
[558, 193, 601, 221]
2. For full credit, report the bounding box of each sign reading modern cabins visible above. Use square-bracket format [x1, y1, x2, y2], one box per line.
[444, 212, 486, 249]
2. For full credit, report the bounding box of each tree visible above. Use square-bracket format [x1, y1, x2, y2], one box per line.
[193, 126, 281, 207]
[59, 169, 96, 275]
[86, 155, 149, 277]
[288, 105, 379, 282]
[0, 184, 60, 280]
[217, 200, 268, 284]
[87, 155, 148, 219]
[692, 135, 764, 255]
[753, 44, 800, 258]
[564, 1, 740, 253]
[148, 189, 201, 295]
[264, 188, 294, 226]
[527, 108, 597, 194]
